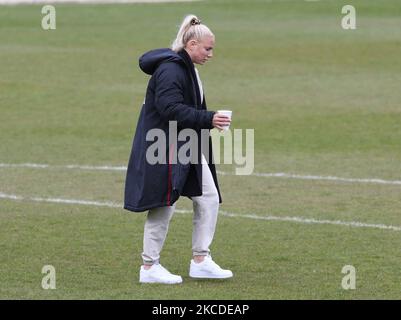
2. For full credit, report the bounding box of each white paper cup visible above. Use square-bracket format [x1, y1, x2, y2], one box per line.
[217, 110, 232, 131]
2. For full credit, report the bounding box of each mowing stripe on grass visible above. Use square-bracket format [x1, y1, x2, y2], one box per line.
[0, 0, 200, 5]
[1, 162, 401, 186]
[1, 191, 401, 232]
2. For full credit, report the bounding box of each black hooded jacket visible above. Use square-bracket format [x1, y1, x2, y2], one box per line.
[124, 48, 222, 212]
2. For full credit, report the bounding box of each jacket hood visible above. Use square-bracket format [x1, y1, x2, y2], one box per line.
[139, 48, 184, 75]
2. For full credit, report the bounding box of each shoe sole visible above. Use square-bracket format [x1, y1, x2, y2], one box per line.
[140, 279, 183, 284]
[189, 273, 233, 279]
[139, 275, 183, 284]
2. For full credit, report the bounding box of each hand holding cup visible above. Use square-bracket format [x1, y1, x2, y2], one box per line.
[213, 110, 232, 131]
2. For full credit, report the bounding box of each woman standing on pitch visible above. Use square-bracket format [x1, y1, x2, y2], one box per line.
[124, 14, 233, 284]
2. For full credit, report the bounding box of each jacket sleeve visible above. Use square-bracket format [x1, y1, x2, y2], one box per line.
[154, 62, 215, 130]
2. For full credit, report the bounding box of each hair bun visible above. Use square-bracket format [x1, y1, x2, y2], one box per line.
[190, 17, 201, 26]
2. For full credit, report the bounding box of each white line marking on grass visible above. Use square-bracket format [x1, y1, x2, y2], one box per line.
[242, 172, 401, 186]
[0, 163, 51, 169]
[1, 162, 401, 186]
[64, 164, 127, 171]
[219, 211, 401, 232]
[0, 193, 23, 200]
[1, 192, 401, 232]
[0, 192, 120, 207]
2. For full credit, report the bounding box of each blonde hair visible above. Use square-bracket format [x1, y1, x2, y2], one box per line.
[171, 14, 214, 52]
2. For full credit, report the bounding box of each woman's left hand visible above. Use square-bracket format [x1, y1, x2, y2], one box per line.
[212, 113, 231, 131]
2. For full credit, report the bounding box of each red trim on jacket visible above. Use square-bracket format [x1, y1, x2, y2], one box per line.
[167, 144, 174, 206]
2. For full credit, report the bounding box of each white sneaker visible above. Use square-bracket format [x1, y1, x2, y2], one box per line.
[139, 264, 183, 284]
[189, 256, 233, 279]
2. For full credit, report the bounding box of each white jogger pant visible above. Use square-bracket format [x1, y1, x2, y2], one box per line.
[142, 155, 220, 265]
